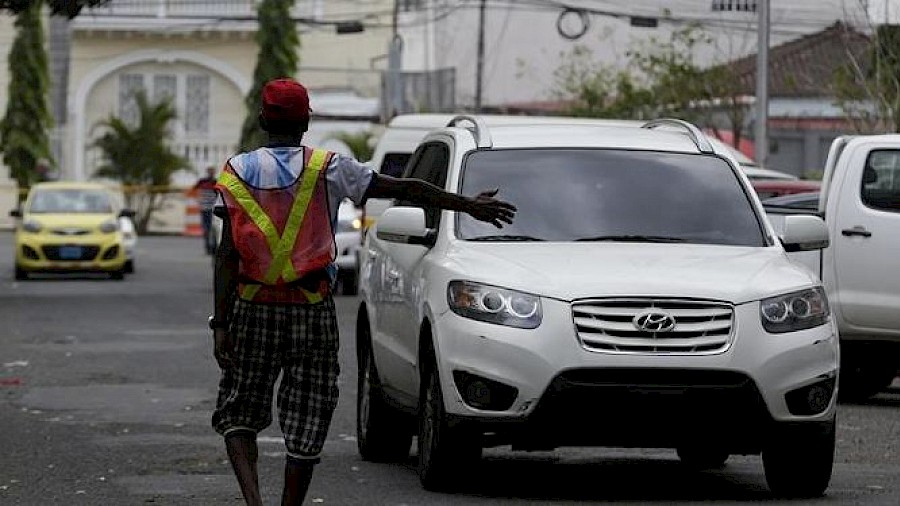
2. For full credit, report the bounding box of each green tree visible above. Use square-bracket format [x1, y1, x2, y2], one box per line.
[238, 0, 300, 151]
[327, 131, 375, 162]
[552, 26, 747, 145]
[552, 45, 653, 119]
[834, 24, 900, 133]
[92, 91, 191, 234]
[1, 0, 111, 18]
[0, 0, 52, 201]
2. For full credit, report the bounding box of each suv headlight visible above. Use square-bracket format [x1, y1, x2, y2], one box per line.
[760, 287, 829, 333]
[99, 218, 119, 234]
[448, 281, 542, 329]
[22, 219, 42, 233]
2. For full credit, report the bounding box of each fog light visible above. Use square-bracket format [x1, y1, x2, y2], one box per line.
[102, 245, 120, 260]
[22, 245, 39, 260]
[453, 370, 518, 411]
[806, 385, 831, 413]
[785, 377, 835, 416]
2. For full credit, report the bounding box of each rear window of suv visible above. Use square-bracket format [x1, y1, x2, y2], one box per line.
[457, 149, 767, 247]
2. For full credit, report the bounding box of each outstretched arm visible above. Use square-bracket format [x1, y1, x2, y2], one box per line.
[364, 173, 516, 228]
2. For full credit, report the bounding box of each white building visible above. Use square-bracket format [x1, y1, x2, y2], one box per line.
[396, 0, 872, 109]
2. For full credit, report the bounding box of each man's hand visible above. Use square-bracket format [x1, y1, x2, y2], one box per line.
[213, 328, 235, 370]
[467, 189, 517, 228]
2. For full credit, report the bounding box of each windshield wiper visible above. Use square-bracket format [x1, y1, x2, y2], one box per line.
[467, 234, 545, 242]
[575, 235, 686, 243]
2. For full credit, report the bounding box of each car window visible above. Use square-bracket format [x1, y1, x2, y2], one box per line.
[457, 149, 766, 247]
[29, 189, 113, 214]
[399, 142, 450, 228]
[862, 150, 900, 212]
[379, 152, 412, 178]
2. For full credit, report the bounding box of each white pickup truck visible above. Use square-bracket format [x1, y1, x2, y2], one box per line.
[765, 135, 900, 399]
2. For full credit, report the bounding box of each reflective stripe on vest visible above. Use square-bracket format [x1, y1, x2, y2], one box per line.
[218, 149, 330, 303]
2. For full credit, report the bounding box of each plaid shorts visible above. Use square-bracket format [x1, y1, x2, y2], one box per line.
[212, 297, 340, 460]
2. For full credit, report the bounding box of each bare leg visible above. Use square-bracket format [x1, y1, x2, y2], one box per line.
[281, 456, 316, 506]
[225, 430, 263, 506]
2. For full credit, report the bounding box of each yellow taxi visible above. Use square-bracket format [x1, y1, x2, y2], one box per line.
[11, 182, 131, 280]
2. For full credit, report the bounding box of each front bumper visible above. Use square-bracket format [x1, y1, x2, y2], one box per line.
[434, 298, 839, 447]
[16, 232, 126, 272]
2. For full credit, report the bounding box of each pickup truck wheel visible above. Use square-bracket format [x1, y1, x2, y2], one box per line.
[356, 346, 412, 462]
[763, 418, 835, 498]
[418, 362, 482, 491]
[839, 358, 896, 401]
[676, 446, 729, 470]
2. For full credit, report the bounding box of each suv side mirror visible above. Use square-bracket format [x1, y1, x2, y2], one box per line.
[118, 208, 136, 219]
[9, 208, 22, 219]
[376, 207, 435, 246]
[781, 215, 829, 252]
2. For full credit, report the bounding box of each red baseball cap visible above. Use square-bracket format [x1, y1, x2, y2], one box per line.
[261, 78, 311, 122]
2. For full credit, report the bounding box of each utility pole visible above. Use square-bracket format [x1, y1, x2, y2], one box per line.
[386, 0, 402, 120]
[475, 0, 486, 112]
[754, 0, 769, 166]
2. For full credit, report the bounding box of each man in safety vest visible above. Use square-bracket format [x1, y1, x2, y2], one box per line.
[209, 78, 516, 506]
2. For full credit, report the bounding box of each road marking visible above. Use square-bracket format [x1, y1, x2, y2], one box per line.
[125, 329, 207, 336]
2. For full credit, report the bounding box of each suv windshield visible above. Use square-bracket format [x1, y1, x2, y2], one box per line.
[29, 189, 113, 214]
[457, 149, 766, 246]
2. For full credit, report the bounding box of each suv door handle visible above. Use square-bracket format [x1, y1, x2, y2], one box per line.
[841, 226, 872, 238]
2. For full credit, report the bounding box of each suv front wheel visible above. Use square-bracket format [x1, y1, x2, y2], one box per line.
[418, 358, 482, 491]
[762, 417, 836, 498]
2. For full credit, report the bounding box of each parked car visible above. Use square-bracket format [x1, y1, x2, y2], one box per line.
[751, 179, 822, 199]
[762, 192, 820, 210]
[119, 213, 137, 273]
[11, 182, 132, 280]
[357, 116, 837, 497]
[765, 135, 900, 400]
[334, 199, 362, 295]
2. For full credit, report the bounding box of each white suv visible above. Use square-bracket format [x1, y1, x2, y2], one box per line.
[355, 116, 839, 498]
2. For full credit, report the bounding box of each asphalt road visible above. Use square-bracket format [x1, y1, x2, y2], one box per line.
[1, 233, 899, 506]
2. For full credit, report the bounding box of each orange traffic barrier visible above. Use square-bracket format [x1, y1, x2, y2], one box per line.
[184, 188, 203, 237]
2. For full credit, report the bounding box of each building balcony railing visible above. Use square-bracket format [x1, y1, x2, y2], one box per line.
[80, 0, 319, 19]
[84, 139, 238, 186]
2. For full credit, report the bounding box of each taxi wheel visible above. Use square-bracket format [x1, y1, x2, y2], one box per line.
[14, 265, 28, 281]
[110, 269, 125, 281]
[124, 260, 134, 274]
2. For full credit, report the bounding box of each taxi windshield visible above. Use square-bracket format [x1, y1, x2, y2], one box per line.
[29, 189, 113, 214]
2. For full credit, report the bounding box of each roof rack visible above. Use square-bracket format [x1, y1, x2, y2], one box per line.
[641, 118, 714, 154]
[447, 115, 493, 148]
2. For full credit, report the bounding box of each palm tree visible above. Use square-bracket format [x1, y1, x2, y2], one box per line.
[92, 91, 191, 234]
[327, 130, 376, 162]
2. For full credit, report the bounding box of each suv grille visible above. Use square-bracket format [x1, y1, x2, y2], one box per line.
[573, 299, 734, 354]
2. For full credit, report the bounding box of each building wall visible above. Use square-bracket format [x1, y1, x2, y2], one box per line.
[398, 0, 870, 108]
[66, 31, 257, 183]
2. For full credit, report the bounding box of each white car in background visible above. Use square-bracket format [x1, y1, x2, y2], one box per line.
[334, 199, 362, 295]
[119, 214, 137, 273]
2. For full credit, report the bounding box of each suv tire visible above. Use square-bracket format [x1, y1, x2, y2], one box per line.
[356, 336, 412, 462]
[763, 417, 835, 498]
[676, 446, 729, 470]
[418, 358, 482, 491]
